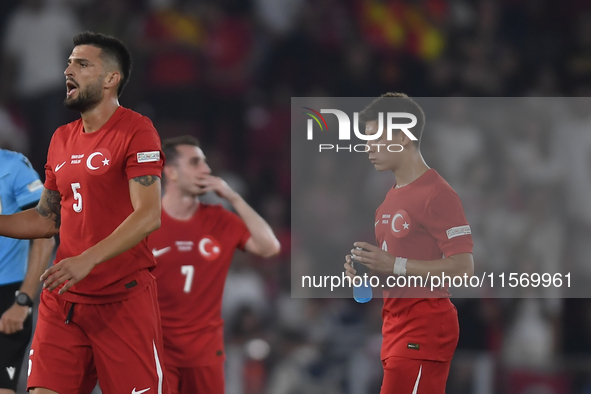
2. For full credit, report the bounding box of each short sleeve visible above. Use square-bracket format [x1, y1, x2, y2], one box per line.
[44, 133, 58, 192]
[224, 209, 251, 251]
[125, 119, 165, 180]
[11, 154, 43, 208]
[424, 189, 473, 257]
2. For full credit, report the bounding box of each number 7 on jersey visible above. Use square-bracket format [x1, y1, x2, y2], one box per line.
[181, 265, 194, 293]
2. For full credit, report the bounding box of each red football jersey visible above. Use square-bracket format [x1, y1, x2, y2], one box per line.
[148, 204, 250, 366]
[44, 106, 164, 304]
[375, 169, 473, 362]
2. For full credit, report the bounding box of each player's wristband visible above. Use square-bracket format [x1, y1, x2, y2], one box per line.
[393, 257, 407, 276]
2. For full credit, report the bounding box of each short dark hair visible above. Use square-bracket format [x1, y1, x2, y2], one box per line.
[162, 135, 201, 165]
[73, 31, 132, 97]
[359, 92, 426, 147]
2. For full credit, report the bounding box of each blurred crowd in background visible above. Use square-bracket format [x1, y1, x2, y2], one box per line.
[1, 0, 591, 393]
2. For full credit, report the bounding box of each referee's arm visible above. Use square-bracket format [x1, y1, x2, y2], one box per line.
[0, 199, 55, 334]
[20, 236, 56, 300]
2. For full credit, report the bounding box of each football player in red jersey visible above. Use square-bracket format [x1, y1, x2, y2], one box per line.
[147, 135, 280, 394]
[0, 32, 170, 394]
[344, 93, 474, 394]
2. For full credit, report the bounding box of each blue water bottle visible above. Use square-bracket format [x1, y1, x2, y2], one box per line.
[351, 247, 372, 303]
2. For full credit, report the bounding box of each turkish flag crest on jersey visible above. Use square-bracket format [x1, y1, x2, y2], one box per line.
[198, 235, 222, 261]
[390, 209, 411, 238]
[85, 148, 112, 175]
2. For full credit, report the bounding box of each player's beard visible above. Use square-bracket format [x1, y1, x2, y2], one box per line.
[64, 78, 104, 113]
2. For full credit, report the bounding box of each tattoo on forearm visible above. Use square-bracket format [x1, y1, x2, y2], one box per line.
[36, 189, 62, 229]
[132, 175, 158, 186]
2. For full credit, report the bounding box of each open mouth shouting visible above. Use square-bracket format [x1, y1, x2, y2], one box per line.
[66, 79, 78, 97]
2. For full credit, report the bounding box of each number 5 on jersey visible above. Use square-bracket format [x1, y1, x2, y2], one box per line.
[71, 182, 82, 212]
